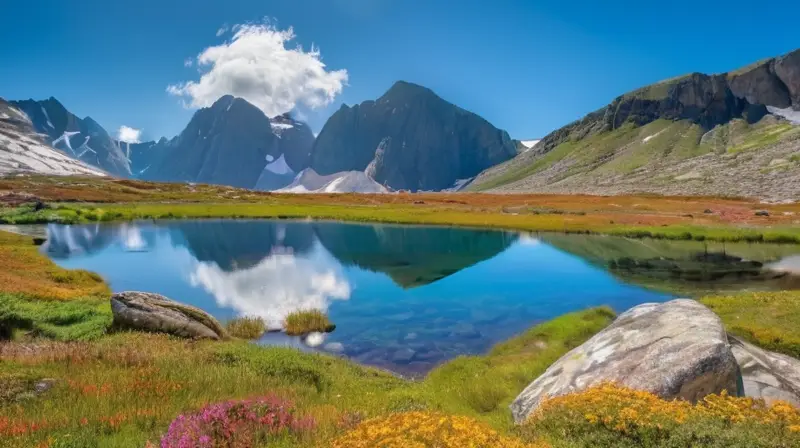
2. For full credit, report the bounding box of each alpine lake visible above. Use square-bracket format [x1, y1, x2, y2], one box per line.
[31, 220, 800, 377]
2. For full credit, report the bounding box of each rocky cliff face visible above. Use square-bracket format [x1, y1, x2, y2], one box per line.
[141, 96, 314, 189]
[310, 81, 517, 191]
[10, 97, 130, 176]
[472, 49, 800, 200]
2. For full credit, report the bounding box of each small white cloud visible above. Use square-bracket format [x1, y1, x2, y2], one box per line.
[117, 125, 142, 144]
[183, 58, 193, 67]
[216, 24, 229, 37]
[167, 23, 348, 118]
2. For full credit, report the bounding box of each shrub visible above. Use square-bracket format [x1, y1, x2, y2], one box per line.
[521, 383, 800, 448]
[331, 411, 544, 448]
[160, 395, 314, 448]
[283, 309, 335, 336]
[225, 316, 267, 340]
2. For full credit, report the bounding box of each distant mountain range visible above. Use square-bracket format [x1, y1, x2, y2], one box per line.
[471, 49, 800, 200]
[2, 48, 799, 199]
[0, 81, 516, 193]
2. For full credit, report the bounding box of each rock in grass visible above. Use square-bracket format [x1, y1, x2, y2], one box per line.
[730, 335, 800, 407]
[111, 291, 227, 340]
[510, 299, 739, 423]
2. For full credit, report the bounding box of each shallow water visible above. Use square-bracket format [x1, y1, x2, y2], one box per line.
[41, 220, 800, 376]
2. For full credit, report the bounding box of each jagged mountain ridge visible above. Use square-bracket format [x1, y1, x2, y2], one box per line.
[0, 98, 106, 177]
[471, 49, 800, 200]
[10, 97, 130, 176]
[140, 95, 315, 189]
[310, 81, 517, 191]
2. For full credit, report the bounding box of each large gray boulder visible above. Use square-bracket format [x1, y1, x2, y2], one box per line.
[730, 335, 800, 407]
[510, 299, 739, 423]
[110, 291, 227, 340]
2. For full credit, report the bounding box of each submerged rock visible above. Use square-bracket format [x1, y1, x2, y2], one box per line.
[510, 299, 739, 423]
[730, 335, 800, 407]
[110, 291, 227, 340]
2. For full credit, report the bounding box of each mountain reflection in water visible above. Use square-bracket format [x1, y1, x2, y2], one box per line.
[42, 220, 799, 376]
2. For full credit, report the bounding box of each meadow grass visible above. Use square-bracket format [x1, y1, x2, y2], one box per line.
[284, 310, 335, 336]
[700, 291, 800, 359]
[0, 308, 614, 447]
[225, 316, 268, 340]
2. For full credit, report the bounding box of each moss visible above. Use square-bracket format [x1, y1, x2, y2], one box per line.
[700, 291, 800, 359]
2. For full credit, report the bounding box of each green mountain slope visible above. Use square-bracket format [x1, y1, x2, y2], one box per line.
[471, 49, 800, 200]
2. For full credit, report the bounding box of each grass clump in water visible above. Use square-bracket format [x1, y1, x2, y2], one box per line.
[284, 309, 335, 336]
[225, 316, 267, 340]
[700, 291, 800, 358]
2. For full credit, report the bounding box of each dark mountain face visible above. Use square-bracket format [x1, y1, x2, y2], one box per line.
[309, 81, 517, 191]
[140, 96, 314, 189]
[10, 97, 130, 176]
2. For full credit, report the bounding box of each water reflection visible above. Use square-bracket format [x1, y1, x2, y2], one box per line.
[41, 221, 800, 376]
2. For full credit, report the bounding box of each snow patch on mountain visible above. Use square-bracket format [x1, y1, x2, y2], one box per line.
[520, 140, 541, 151]
[52, 131, 80, 153]
[279, 168, 387, 193]
[768, 106, 800, 124]
[40, 106, 53, 128]
[264, 153, 293, 175]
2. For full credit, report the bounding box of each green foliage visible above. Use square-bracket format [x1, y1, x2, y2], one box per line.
[0, 293, 112, 340]
[700, 291, 800, 359]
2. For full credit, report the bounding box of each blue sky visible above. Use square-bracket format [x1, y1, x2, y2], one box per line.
[1, 0, 798, 142]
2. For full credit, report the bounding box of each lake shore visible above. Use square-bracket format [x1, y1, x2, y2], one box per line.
[2, 176, 800, 243]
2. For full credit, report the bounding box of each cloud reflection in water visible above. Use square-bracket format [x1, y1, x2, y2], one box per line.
[187, 244, 351, 329]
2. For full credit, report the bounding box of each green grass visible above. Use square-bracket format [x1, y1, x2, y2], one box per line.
[0, 308, 615, 447]
[224, 316, 268, 340]
[0, 293, 112, 340]
[284, 310, 335, 336]
[700, 291, 800, 359]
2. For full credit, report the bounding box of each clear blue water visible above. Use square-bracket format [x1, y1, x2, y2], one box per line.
[43, 220, 674, 375]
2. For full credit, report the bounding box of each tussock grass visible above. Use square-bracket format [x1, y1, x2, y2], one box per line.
[284, 310, 335, 336]
[700, 291, 800, 358]
[224, 316, 267, 340]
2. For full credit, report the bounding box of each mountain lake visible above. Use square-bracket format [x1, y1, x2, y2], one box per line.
[31, 220, 800, 376]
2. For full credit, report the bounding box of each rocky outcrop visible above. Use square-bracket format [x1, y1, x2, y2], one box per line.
[110, 291, 227, 340]
[730, 335, 800, 407]
[510, 299, 739, 423]
[309, 81, 517, 191]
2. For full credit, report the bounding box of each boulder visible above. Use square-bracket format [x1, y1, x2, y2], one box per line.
[510, 299, 739, 423]
[110, 291, 227, 340]
[730, 335, 800, 406]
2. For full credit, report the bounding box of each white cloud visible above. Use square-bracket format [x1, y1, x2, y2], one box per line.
[183, 58, 193, 67]
[117, 125, 142, 144]
[167, 23, 348, 118]
[216, 24, 229, 37]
